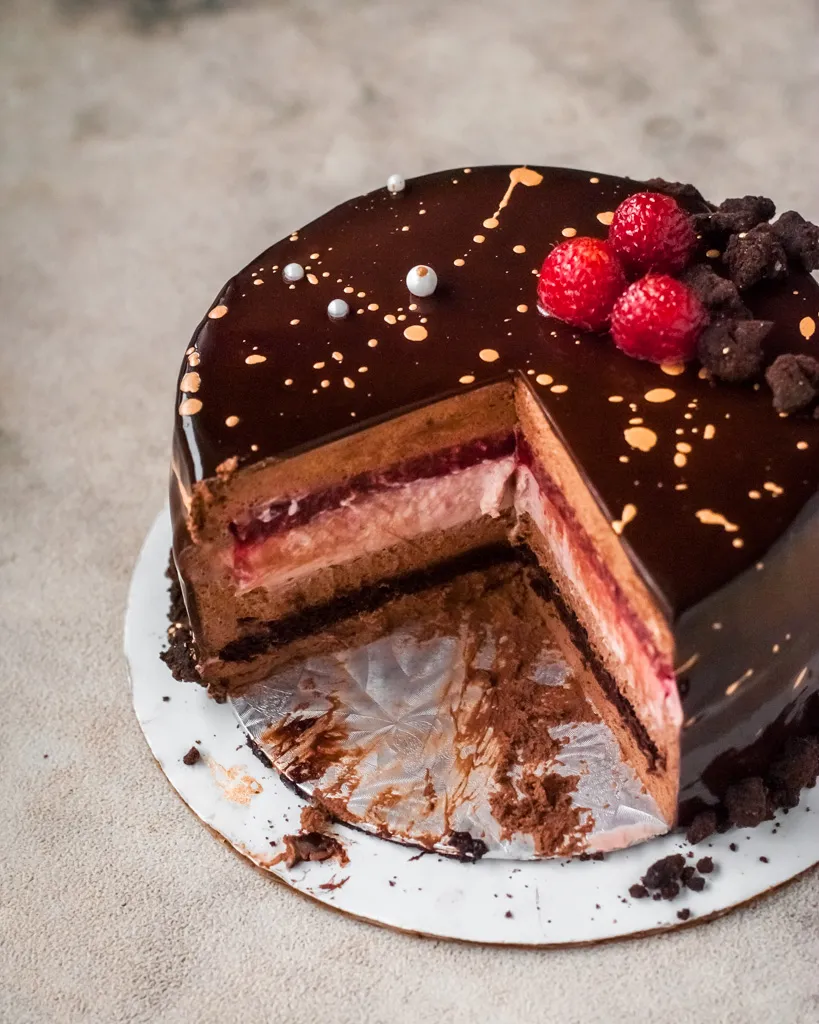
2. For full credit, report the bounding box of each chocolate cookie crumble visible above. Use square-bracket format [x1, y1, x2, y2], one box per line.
[182, 746, 200, 766]
[697, 318, 771, 382]
[766, 354, 819, 414]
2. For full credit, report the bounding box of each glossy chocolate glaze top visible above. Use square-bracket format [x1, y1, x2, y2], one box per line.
[174, 165, 819, 617]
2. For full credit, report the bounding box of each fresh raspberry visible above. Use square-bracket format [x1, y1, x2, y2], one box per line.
[610, 274, 708, 363]
[537, 237, 626, 330]
[609, 192, 696, 275]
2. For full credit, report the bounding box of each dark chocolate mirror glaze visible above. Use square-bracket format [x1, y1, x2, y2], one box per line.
[174, 165, 819, 618]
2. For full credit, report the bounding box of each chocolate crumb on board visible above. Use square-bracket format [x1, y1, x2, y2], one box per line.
[766, 354, 819, 414]
[759, 855, 770, 863]
[685, 875, 705, 893]
[629, 883, 648, 899]
[643, 854, 686, 890]
[446, 831, 489, 862]
[697, 319, 771, 383]
[279, 832, 348, 870]
[505, 910, 513, 919]
[768, 736, 819, 807]
[724, 777, 771, 827]
[696, 857, 714, 874]
[686, 809, 718, 845]
[182, 746, 200, 766]
[677, 908, 692, 922]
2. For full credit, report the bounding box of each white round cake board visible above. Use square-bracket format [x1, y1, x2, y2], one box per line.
[126, 511, 819, 945]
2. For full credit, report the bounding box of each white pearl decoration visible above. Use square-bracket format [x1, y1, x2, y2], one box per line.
[283, 263, 305, 282]
[387, 173, 405, 194]
[327, 298, 350, 320]
[406, 265, 438, 297]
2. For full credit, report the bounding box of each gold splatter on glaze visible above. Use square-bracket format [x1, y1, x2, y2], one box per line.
[561, 227, 577, 237]
[208, 305, 228, 319]
[178, 398, 202, 416]
[764, 481, 784, 496]
[253, 278, 264, 286]
[676, 442, 692, 454]
[799, 315, 816, 339]
[473, 234, 486, 244]
[332, 351, 343, 362]
[624, 426, 658, 451]
[384, 314, 397, 325]
[535, 373, 553, 386]
[550, 384, 568, 394]
[660, 362, 685, 376]
[290, 319, 300, 326]
[367, 339, 379, 348]
[589, 176, 599, 183]
[517, 304, 529, 313]
[675, 483, 688, 491]
[306, 273, 319, 285]
[368, 303, 379, 311]
[343, 377, 355, 389]
[479, 348, 500, 362]
[225, 415, 239, 427]
[612, 503, 637, 535]
[245, 354, 267, 365]
[695, 509, 739, 532]
[797, 441, 808, 450]
[320, 379, 330, 389]
[749, 490, 761, 499]
[706, 249, 721, 259]
[313, 361, 325, 369]
[513, 245, 526, 253]
[454, 258, 465, 266]
[404, 325, 428, 342]
[674, 453, 687, 468]
[284, 378, 293, 386]
[608, 395, 624, 403]
[732, 538, 744, 549]
[596, 211, 614, 225]
[489, 167, 544, 226]
[344, 286, 354, 294]
[645, 387, 676, 403]
[703, 424, 716, 440]
[180, 371, 201, 393]
[459, 374, 475, 384]
[188, 351, 201, 367]
[483, 217, 499, 229]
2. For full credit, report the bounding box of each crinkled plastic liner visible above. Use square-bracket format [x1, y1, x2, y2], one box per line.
[233, 618, 666, 860]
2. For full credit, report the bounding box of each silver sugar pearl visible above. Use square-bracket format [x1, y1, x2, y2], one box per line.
[327, 298, 350, 320]
[283, 262, 305, 282]
[387, 173, 405, 194]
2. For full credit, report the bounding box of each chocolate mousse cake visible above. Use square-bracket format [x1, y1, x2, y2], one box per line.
[168, 165, 819, 826]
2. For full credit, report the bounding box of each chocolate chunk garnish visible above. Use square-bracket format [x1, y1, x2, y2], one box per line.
[724, 777, 770, 828]
[644, 177, 711, 207]
[696, 857, 714, 874]
[629, 883, 649, 899]
[182, 746, 200, 765]
[724, 224, 788, 290]
[766, 354, 819, 413]
[681, 866, 696, 883]
[697, 319, 772, 382]
[447, 830, 488, 862]
[677, 908, 692, 921]
[281, 831, 346, 869]
[685, 874, 705, 893]
[768, 735, 819, 806]
[685, 809, 718, 845]
[643, 853, 686, 890]
[681, 264, 750, 320]
[710, 195, 776, 234]
[771, 211, 819, 271]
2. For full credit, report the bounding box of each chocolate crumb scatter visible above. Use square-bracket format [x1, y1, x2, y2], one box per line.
[681, 264, 750, 320]
[696, 857, 714, 874]
[759, 855, 769, 863]
[643, 853, 686, 890]
[766, 354, 819, 414]
[182, 746, 200, 766]
[771, 211, 819, 272]
[685, 875, 705, 893]
[702, 195, 776, 235]
[629, 884, 648, 899]
[724, 224, 788, 291]
[697, 319, 771, 383]
[725, 777, 770, 827]
[686, 809, 718, 845]
[447, 831, 489, 863]
[677, 908, 692, 921]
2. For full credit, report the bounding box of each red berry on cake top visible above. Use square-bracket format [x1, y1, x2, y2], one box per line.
[537, 237, 627, 330]
[609, 192, 696, 275]
[610, 274, 708, 363]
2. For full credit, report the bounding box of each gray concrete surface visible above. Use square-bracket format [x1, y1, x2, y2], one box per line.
[2, 1, 819, 1022]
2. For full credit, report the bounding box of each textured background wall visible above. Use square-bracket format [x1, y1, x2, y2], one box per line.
[2, 2, 818, 1022]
